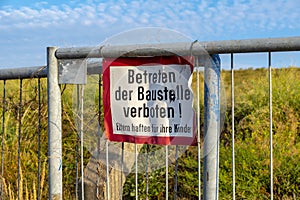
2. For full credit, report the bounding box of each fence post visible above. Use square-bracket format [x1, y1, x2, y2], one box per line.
[47, 47, 62, 200]
[203, 55, 221, 200]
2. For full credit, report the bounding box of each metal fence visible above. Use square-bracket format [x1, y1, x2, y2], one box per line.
[0, 36, 299, 200]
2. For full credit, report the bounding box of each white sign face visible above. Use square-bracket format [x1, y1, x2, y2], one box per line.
[110, 64, 194, 137]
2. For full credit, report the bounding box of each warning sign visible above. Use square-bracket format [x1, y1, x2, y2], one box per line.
[103, 56, 196, 145]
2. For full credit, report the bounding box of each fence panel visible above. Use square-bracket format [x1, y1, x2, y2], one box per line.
[0, 36, 299, 199]
[0, 76, 48, 199]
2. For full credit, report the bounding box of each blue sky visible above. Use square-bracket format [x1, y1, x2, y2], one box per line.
[0, 0, 300, 69]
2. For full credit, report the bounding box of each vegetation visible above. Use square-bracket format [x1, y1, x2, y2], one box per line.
[0, 67, 299, 199]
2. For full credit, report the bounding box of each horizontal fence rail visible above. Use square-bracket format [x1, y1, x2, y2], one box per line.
[0, 36, 299, 200]
[55, 36, 300, 59]
[0, 62, 102, 80]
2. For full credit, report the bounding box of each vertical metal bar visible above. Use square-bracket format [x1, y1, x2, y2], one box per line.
[165, 146, 168, 200]
[1, 80, 6, 176]
[47, 46, 62, 200]
[268, 52, 273, 200]
[106, 141, 110, 200]
[37, 78, 42, 200]
[76, 85, 80, 200]
[75, 132, 79, 200]
[174, 145, 179, 200]
[96, 74, 102, 199]
[120, 142, 124, 200]
[145, 145, 149, 200]
[135, 144, 138, 200]
[196, 62, 201, 200]
[203, 54, 221, 200]
[231, 53, 236, 200]
[78, 85, 85, 200]
[18, 79, 23, 200]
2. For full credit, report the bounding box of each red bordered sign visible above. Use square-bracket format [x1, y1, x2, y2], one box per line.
[103, 56, 197, 145]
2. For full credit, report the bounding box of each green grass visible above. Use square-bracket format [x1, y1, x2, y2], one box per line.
[0, 67, 299, 199]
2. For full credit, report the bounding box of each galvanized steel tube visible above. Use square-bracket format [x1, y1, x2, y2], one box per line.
[55, 37, 300, 59]
[47, 47, 63, 200]
[203, 55, 221, 200]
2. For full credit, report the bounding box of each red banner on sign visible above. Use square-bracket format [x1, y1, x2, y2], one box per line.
[103, 56, 197, 145]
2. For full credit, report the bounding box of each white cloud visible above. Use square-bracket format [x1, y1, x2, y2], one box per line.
[1, 0, 299, 34]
